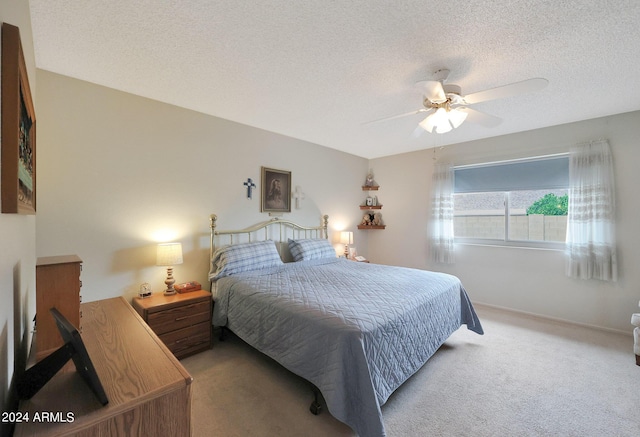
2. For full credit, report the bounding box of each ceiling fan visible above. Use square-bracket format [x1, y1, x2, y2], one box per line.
[370, 69, 548, 134]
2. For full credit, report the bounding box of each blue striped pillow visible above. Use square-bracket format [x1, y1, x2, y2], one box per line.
[288, 238, 336, 261]
[209, 240, 282, 280]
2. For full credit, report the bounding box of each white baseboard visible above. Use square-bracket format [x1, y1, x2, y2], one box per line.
[473, 301, 632, 337]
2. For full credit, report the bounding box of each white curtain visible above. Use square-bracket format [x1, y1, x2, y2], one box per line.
[429, 163, 455, 264]
[566, 140, 617, 281]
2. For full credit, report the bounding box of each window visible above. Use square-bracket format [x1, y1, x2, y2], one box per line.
[453, 155, 569, 245]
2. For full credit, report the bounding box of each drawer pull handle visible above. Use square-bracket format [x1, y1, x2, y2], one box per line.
[175, 315, 191, 321]
[175, 335, 202, 344]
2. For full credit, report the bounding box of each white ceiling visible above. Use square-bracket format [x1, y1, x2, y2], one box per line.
[29, 0, 640, 159]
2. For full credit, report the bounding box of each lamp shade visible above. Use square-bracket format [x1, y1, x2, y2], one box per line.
[340, 231, 353, 245]
[156, 243, 183, 266]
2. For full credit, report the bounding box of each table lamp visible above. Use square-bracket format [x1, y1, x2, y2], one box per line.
[156, 242, 183, 295]
[340, 231, 353, 259]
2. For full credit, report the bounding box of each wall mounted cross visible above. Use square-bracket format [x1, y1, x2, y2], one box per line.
[244, 178, 256, 199]
[293, 185, 305, 209]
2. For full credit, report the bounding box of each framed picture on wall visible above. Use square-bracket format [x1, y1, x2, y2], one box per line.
[261, 167, 291, 213]
[2, 23, 36, 214]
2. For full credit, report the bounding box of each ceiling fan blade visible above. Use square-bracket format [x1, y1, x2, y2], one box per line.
[462, 78, 548, 105]
[364, 108, 428, 124]
[416, 80, 446, 103]
[459, 107, 503, 128]
[410, 123, 427, 139]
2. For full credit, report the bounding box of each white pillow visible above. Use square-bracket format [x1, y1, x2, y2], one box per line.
[288, 238, 336, 261]
[209, 240, 282, 280]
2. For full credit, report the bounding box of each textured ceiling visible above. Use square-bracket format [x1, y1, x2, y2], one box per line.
[29, 0, 640, 159]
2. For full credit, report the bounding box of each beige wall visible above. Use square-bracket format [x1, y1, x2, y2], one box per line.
[35, 70, 369, 303]
[0, 0, 37, 427]
[371, 111, 640, 333]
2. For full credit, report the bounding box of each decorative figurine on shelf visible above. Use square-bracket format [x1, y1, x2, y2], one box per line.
[373, 212, 384, 226]
[360, 211, 382, 226]
[361, 212, 383, 226]
[364, 171, 377, 187]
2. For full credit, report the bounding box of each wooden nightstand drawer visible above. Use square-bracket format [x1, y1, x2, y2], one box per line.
[132, 289, 213, 359]
[159, 322, 211, 358]
[148, 300, 210, 335]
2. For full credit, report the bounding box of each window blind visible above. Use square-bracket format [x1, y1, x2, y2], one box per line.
[454, 155, 569, 193]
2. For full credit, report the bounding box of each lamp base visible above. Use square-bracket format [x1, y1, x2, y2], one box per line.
[163, 267, 177, 296]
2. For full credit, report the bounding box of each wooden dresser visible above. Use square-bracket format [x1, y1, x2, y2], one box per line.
[35, 255, 83, 361]
[15, 297, 193, 437]
[132, 290, 212, 359]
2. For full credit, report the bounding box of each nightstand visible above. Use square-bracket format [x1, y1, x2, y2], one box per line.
[132, 289, 212, 359]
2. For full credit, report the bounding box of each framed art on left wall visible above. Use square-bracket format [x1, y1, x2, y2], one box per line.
[2, 23, 36, 214]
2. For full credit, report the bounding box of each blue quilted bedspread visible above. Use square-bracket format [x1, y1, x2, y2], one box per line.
[213, 258, 483, 436]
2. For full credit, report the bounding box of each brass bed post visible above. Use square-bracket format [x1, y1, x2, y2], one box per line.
[210, 214, 228, 341]
[209, 214, 217, 262]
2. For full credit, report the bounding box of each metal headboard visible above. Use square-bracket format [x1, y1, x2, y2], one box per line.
[209, 214, 329, 262]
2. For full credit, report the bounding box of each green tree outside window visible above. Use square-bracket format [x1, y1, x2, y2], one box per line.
[526, 193, 568, 216]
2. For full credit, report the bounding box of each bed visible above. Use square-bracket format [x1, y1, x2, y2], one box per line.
[208, 214, 483, 437]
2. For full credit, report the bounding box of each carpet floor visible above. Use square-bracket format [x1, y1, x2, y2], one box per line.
[182, 305, 640, 436]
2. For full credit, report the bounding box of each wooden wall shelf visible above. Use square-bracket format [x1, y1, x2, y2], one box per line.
[360, 181, 384, 227]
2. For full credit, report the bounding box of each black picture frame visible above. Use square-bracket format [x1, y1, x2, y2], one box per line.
[16, 308, 108, 405]
[261, 167, 291, 213]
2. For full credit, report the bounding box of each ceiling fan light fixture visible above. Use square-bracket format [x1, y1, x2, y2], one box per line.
[418, 114, 434, 133]
[372, 72, 546, 136]
[419, 107, 459, 134]
[418, 113, 436, 133]
[448, 108, 468, 129]
[432, 108, 453, 133]
[436, 121, 453, 134]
